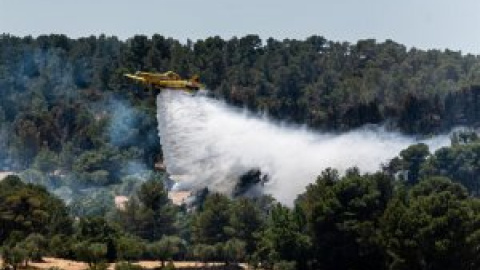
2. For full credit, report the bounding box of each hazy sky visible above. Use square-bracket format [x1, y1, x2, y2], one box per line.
[1, 0, 479, 54]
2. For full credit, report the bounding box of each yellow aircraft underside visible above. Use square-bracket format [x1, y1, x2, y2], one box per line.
[124, 71, 203, 92]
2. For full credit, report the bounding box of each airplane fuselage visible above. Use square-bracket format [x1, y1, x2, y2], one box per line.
[124, 71, 203, 92]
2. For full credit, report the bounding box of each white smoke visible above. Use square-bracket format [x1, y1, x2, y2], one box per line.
[157, 90, 451, 204]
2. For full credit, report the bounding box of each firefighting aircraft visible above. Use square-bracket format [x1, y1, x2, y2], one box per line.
[124, 71, 204, 93]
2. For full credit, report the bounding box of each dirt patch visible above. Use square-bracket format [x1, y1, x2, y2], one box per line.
[114, 196, 129, 210]
[29, 258, 88, 270]
[168, 191, 191, 205]
[1, 258, 246, 270]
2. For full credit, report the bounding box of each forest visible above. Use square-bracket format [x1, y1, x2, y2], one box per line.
[2, 34, 480, 269]
[5, 140, 480, 270]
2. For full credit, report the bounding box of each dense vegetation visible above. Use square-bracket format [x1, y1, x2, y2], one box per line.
[4, 136, 480, 269]
[3, 33, 480, 269]
[2, 34, 480, 172]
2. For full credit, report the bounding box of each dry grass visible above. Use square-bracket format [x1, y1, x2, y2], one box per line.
[29, 258, 87, 270]
[168, 191, 192, 205]
[0, 258, 246, 270]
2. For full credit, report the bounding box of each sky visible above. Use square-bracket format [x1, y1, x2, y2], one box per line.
[1, 0, 479, 54]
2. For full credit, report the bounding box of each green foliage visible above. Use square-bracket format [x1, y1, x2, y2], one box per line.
[190, 194, 265, 264]
[115, 236, 145, 262]
[380, 177, 480, 269]
[33, 148, 60, 173]
[2, 245, 27, 270]
[72, 146, 140, 187]
[0, 175, 72, 244]
[450, 130, 480, 145]
[254, 203, 311, 269]
[228, 198, 263, 253]
[400, 143, 430, 183]
[20, 233, 47, 262]
[221, 238, 247, 264]
[147, 236, 183, 267]
[75, 217, 120, 261]
[297, 170, 393, 270]
[115, 176, 144, 196]
[421, 140, 480, 195]
[2, 233, 46, 266]
[1, 34, 480, 177]
[192, 244, 216, 263]
[70, 189, 115, 217]
[385, 136, 480, 197]
[192, 193, 231, 245]
[1, 165, 480, 269]
[74, 242, 108, 268]
[163, 261, 175, 270]
[4, 34, 480, 269]
[137, 174, 170, 211]
[115, 174, 177, 241]
[49, 234, 74, 258]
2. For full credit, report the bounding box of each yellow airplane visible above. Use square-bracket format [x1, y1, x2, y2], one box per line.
[124, 71, 204, 92]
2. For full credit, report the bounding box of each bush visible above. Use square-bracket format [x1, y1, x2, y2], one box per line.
[116, 236, 144, 262]
[49, 235, 74, 258]
[2, 246, 27, 270]
[74, 242, 108, 269]
[163, 261, 175, 270]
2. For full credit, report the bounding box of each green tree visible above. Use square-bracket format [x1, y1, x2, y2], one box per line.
[2, 245, 27, 270]
[381, 177, 480, 270]
[254, 203, 311, 270]
[0, 175, 72, 243]
[32, 148, 59, 173]
[76, 217, 120, 261]
[192, 193, 231, 245]
[135, 174, 176, 241]
[147, 236, 183, 268]
[49, 234, 74, 258]
[222, 238, 247, 265]
[298, 170, 393, 270]
[420, 141, 480, 195]
[395, 143, 430, 185]
[229, 198, 263, 253]
[19, 233, 47, 263]
[74, 242, 108, 270]
[115, 235, 144, 262]
[450, 130, 479, 145]
[192, 244, 216, 266]
[70, 189, 115, 217]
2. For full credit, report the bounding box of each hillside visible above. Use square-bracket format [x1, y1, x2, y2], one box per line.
[4, 33, 480, 269]
[1, 34, 480, 180]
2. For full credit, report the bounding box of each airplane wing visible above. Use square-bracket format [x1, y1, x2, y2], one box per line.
[124, 74, 147, 83]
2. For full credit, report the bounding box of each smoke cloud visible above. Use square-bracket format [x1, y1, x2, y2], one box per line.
[108, 99, 142, 148]
[157, 90, 451, 204]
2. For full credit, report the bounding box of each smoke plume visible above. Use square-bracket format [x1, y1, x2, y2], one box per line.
[157, 90, 451, 204]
